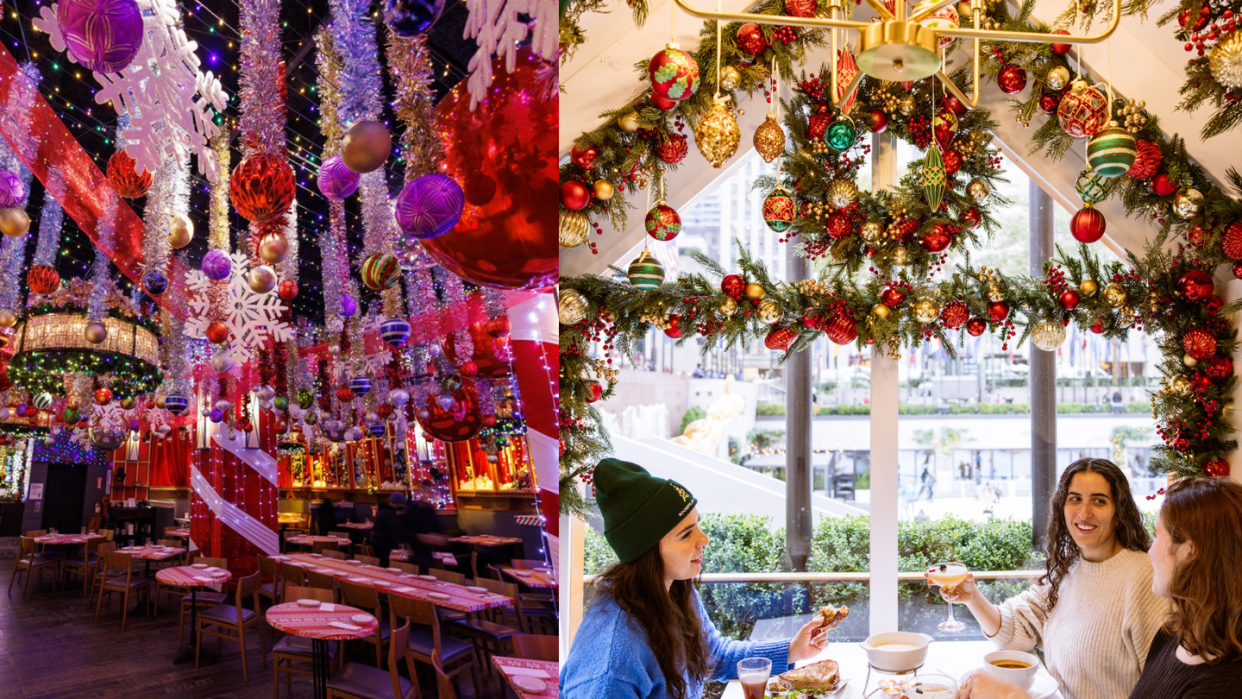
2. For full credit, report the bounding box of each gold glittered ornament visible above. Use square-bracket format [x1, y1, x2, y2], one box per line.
[592, 179, 615, 201]
[860, 220, 884, 243]
[559, 288, 589, 325]
[1170, 374, 1193, 399]
[719, 65, 742, 91]
[986, 282, 1004, 302]
[1045, 66, 1071, 91]
[757, 299, 783, 325]
[1103, 282, 1127, 308]
[0, 208, 30, 237]
[0, 308, 15, 328]
[871, 303, 891, 319]
[168, 213, 193, 249]
[1209, 30, 1242, 89]
[719, 297, 738, 317]
[753, 114, 786, 163]
[559, 209, 590, 248]
[245, 264, 278, 294]
[913, 298, 940, 324]
[826, 178, 859, 210]
[694, 96, 741, 168]
[890, 246, 910, 267]
[1080, 279, 1098, 296]
[1173, 189, 1204, 221]
[1031, 318, 1067, 350]
[966, 177, 992, 203]
[618, 112, 641, 134]
[83, 320, 108, 345]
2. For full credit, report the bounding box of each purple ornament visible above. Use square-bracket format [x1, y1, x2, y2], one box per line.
[0, 171, 26, 208]
[57, 0, 144, 74]
[201, 249, 232, 281]
[209, 408, 224, 423]
[128, 419, 140, 431]
[395, 173, 465, 240]
[341, 293, 358, 317]
[317, 155, 360, 200]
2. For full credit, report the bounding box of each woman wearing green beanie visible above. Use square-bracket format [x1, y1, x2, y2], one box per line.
[560, 458, 831, 699]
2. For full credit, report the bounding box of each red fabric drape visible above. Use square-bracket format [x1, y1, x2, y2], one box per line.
[148, 430, 193, 487]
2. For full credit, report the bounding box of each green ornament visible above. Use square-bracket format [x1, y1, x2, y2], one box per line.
[62, 408, 77, 424]
[825, 118, 856, 152]
[1086, 127, 1137, 178]
[627, 250, 666, 290]
[274, 396, 289, 411]
[297, 390, 314, 410]
[923, 146, 946, 211]
[1074, 168, 1111, 205]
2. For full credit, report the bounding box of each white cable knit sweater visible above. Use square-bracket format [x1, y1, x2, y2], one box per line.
[991, 548, 1170, 699]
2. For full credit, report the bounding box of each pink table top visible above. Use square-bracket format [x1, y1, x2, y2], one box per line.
[166, 529, 191, 538]
[287, 535, 350, 546]
[493, 657, 559, 699]
[156, 565, 232, 587]
[267, 601, 378, 641]
[499, 566, 558, 589]
[119, 545, 186, 561]
[451, 535, 523, 546]
[338, 521, 373, 530]
[285, 554, 513, 613]
[34, 533, 104, 545]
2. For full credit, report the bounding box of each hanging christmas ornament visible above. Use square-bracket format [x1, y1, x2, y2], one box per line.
[808, 105, 833, 142]
[825, 118, 857, 152]
[1153, 173, 1178, 197]
[318, 155, 360, 200]
[0, 171, 23, 209]
[570, 143, 599, 169]
[1075, 169, 1110, 205]
[1209, 30, 1242, 89]
[106, 150, 151, 199]
[647, 43, 701, 102]
[826, 178, 859, 210]
[757, 299, 783, 325]
[764, 326, 798, 352]
[753, 115, 786, 162]
[997, 64, 1027, 94]
[826, 211, 853, 240]
[1086, 127, 1137, 178]
[656, 133, 689, 164]
[1222, 222, 1242, 260]
[923, 146, 946, 211]
[1059, 289, 1081, 310]
[1031, 318, 1067, 351]
[0, 309, 16, 328]
[167, 213, 193, 249]
[258, 231, 289, 264]
[560, 180, 590, 211]
[825, 312, 858, 345]
[871, 303, 891, 319]
[84, 320, 108, 345]
[1183, 327, 1217, 361]
[380, 319, 412, 348]
[859, 220, 884, 243]
[559, 209, 590, 248]
[987, 301, 1010, 322]
[1103, 282, 1128, 308]
[920, 223, 953, 253]
[361, 252, 402, 291]
[745, 282, 767, 303]
[868, 109, 889, 134]
[966, 177, 991, 203]
[57, 0, 143, 73]
[966, 316, 987, 336]
[940, 300, 969, 329]
[664, 319, 684, 338]
[961, 208, 982, 229]
[1173, 189, 1205, 220]
[0, 208, 29, 238]
[1127, 140, 1162, 180]
[1080, 279, 1099, 297]
[231, 152, 296, 222]
[645, 201, 682, 241]
[245, 265, 278, 294]
[763, 189, 795, 232]
[1044, 66, 1071, 92]
[201, 249, 232, 282]
[593, 180, 615, 201]
[890, 246, 910, 267]
[627, 250, 665, 289]
[942, 148, 963, 176]
[912, 298, 940, 324]
[618, 111, 642, 133]
[719, 65, 742, 91]
[349, 376, 372, 397]
[27, 264, 60, 295]
[719, 297, 738, 317]
[897, 94, 916, 116]
[736, 23, 768, 57]
[1070, 206, 1107, 243]
[1057, 81, 1109, 138]
[143, 269, 169, 296]
[341, 120, 393, 173]
[1204, 459, 1230, 478]
[94, 388, 113, 406]
[1169, 374, 1194, 398]
[1039, 90, 1064, 115]
[559, 288, 589, 325]
[1177, 269, 1214, 303]
[1207, 355, 1234, 381]
[932, 110, 957, 151]
[694, 98, 741, 167]
[880, 285, 907, 307]
[651, 94, 677, 111]
[721, 274, 746, 299]
[395, 173, 465, 240]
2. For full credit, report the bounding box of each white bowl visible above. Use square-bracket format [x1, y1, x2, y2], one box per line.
[860, 632, 934, 673]
[982, 650, 1040, 691]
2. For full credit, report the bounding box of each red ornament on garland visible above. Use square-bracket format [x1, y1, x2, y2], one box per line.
[586, 383, 603, 403]
[1050, 29, 1072, 55]
[1057, 82, 1109, 138]
[1221, 221, 1242, 260]
[1126, 140, 1161, 180]
[920, 223, 953, 253]
[941, 95, 966, 117]
[987, 300, 1010, 322]
[416, 382, 483, 442]
[570, 143, 599, 169]
[721, 274, 746, 300]
[230, 152, 295, 222]
[961, 207, 982, 229]
[1204, 459, 1230, 478]
[1039, 90, 1063, 115]
[1070, 206, 1106, 243]
[205, 321, 229, 344]
[656, 133, 689, 164]
[826, 211, 853, 240]
[1059, 289, 1081, 310]
[942, 148, 963, 176]
[965, 316, 987, 336]
[808, 106, 833, 142]
[997, 65, 1027, 94]
[1090, 318, 1105, 334]
[1177, 270, 1214, 303]
[650, 93, 677, 111]
[1234, 261, 1242, 280]
[1183, 327, 1218, 361]
[736, 23, 769, 57]
[825, 312, 858, 345]
[785, 0, 817, 18]
[26, 264, 61, 295]
[764, 326, 798, 352]
[880, 286, 907, 307]
[867, 109, 888, 134]
[647, 43, 701, 102]
[801, 308, 822, 329]
[664, 316, 684, 339]
[1207, 294, 1224, 315]
[933, 110, 957, 151]
[106, 150, 152, 199]
[1153, 172, 1177, 197]
[1178, 6, 1211, 30]
[560, 180, 590, 210]
[1206, 355, 1234, 381]
[940, 300, 969, 329]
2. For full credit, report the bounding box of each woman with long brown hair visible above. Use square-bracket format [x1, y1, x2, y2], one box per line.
[560, 459, 830, 699]
[936, 458, 1169, 699]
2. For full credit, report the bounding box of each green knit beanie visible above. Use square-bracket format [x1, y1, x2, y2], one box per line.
[594, 458, 698, 564]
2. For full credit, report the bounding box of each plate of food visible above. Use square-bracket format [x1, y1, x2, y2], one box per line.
[959, 668, 1058, 699]
[771, 659, 847, 697]
[511, 676, 547, 693]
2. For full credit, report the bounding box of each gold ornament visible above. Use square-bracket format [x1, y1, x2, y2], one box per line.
[1080, 279, 1098, 296]
[341, 120, 392, 173]
[618, 112, 641, 134]
[0, 308, 14, 328]
[83, 320, 108, 345]
[0, 208, 30, 237]
[966, 178, 991, 203]
[860, 220, 884, 243]
[745, 282, 767, 302]
[986, 282, 1004, 302]
[1103, 282, 1127, 308]
[1045, 66, 1071, 91]
[592, 179, 615, 201]
[168, 213, 193, 249]
[1173, 188, 1204, 221]
[913, 298, 940, 324]
[871, 303, 891, 319]
[1183, 353, 1199, 368]
[559, 288, 589, 325]
[1115, 305, 1135, 330]
[1031, 318, 1067, 351]
[719, 297, 738, 317]
[753, 114, 787, 163]
[1145, 293, 1160, 314]
[245, 264, 278, 294]
[1170, 374, 1193, 399]
[559, 209, 590, 248]
[1121, 98, 1148, 133]
[694, 97, 741, 168]
[1208, 30, 1242, 89]
[719, 65, 742, 91]
[826, 178, 859, 210]
[898, 94, 916, 116]
[890, 246, 910, 267]
[757, 299, 783, 325]
[258, 231, 289, 264]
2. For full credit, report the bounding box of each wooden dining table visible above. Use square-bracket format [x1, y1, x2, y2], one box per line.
[493, 656, 558, 699]
[267, 600, 378, 699]
[498, 566, 558, 589]
[281, 553, 513, 613]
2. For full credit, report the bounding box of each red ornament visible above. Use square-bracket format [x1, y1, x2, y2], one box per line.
[230, 152, 295, 222]
[570, 143, 599, 169]
[808, 106, 833, 142]
[1061, 313, 1072, 326]
[987, 300, 1010, 322]
[893, 218, 919, 243]
[785, 0, 817, 18]
[868, 109, 888, 134]
[277, 279, 299, 302]
[647, 44, 701, 102]
[1126, 140, 1161, 180]
[1206, 355, 1234, 381]
[656, 133, 689, 164]
[1090, 318, 1105, 334]
[94, 388, 112, 405]
[586, 383, 603, 403]
[1060, 289, 1081, 310]
[1178, 6, 1210, 30]
[423, 46, 557, 290]
[933, 111, 957, 151]
[1221, 222, 1242, 260]
[1070, 207, 1106, 243]
[736, 23, 769, 56]
[1234, 261, 1242, 280]
[106, 150, 152, 199]
[1050, 29, 1072, 55]
[560, 180, 590, 210]
[764, 326, 798, 352]
[942, 148, 962, 176]
[416, 382, 483, 443]
[940, 300, 969, 329]
[1177, 270, 1214, 303]
[880, 286, 907, 307]
[1057, 84, 1109, 137]
[825, 312, 858, 345]
[650, 93, 677, 111]
[997, 65, 1027, 94]
[459, 361, 479, 377]
[941, 95, 966, 117]
[485, 317, 511, 338]
[1175, 437, 1190, 453]
[1183, 327, 1217, 361]
[336, 386, 356, 403]
[205, 321, 229, 344]
[1039, 90, 1063, 115]
[1153, 173, 1177, 197]
[665, 315, 684, 338]
[26, 264, 61, 295]
[961, 208, 982, 229]
[1204, 459, 1230, 478]
[826, 211, 853, 240]
[721, 274, 746, 300]
[801, 308, 822, 329]
[965, 317, 987, 336]
[920, 224, 953, 253]
[1207, 294, 1224, 315]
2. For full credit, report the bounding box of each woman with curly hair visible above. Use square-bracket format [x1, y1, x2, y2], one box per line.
[935, 458, 1169, 699]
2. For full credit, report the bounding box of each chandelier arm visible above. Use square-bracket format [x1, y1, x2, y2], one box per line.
[937, 0, 1120, 44]
[908, 0, 960, 23]
[860, 0, 895, 21]
[670, 0, 871, 30]
[831, 71, 864, 112]
[934, 0, 982, 110]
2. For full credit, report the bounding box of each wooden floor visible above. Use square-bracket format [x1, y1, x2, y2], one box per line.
[0, 558, 497, 699]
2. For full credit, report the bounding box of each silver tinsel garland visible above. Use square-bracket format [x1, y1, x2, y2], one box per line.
[328, 0, 384, 125]
[31, 169, 64, 269]
[0, 64, 38, 313]
[140, 154, 178, 276]
[320, 201, 347, 335]
[238, 0, 285, 155]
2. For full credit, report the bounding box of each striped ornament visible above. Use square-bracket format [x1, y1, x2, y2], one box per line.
[379, 319, 411, 348]
[1086, 128, 1137, 178]
[627, 250, 665, 290]
[923, 146, 946, 211]
[164, 395, 189, 415]
[32, 392, 53, 410]
[349, 376, 372, 396]
[360, 253, 401, 291]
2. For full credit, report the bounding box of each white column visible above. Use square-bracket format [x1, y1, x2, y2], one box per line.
[561, 512, 587, 656]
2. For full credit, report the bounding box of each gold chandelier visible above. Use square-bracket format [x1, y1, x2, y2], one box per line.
[672, 0, 1121, 108]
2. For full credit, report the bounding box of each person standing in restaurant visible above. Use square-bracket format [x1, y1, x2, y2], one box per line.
[369, 492, 404, 568]
[398, 481, 445, 572]
[561, 458, 831, 698]
[315, 496, 337, 537]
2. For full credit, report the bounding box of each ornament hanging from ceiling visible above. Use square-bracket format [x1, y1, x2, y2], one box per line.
[361, 252, 402, 291]
[318, 155, 361, 200]
[627, 250, 665, 290]
[753, 115, 786, 163]
[230, 153, 296, 222]
[1086, 127, 1137, 178]
[55, 0, 144, 74]
[923, 145, 946, 211]
[0, 171, 27, 209]
[341, 120, 393, 173]
[1070, 206, 1106, 243]
[1056, 81, 1109, 138]
[647, 43, 700, 102]
[694, 97, 741, 168]
[763, 189, 795, 232]
[184, 251, 293, 365]
[385, 0, 445, 37]
[394, 172, 465, 240]
[645, 201, 682, 241]
[106, 150, 152, 199]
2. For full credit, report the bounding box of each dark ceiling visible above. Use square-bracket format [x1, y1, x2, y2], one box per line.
[0, 0, 472, 325]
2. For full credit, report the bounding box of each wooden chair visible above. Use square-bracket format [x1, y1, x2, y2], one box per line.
[273, 586, 339, 698]
[389, 595, 482, 698]
[429, 569, 465, 585]
[431, 650, 458, 699]
[446, 576, 519, 665]
[9, 536, 60, 599]
[257, 555, 281, 607]
[305, 568, 338, 599]
[94, 550, 152, 630]
[512, 633, 558, 661]
[395, 562, 420, 575]
[177, 557, 229, 646]
[280, 562, 307, 590]
[338, 579, 389, 668]
[62, 537, 105, 597]
[323, 550, 348, 560]
[312, 539, 340, 556]
[99, 528, 116, 542]
[327, 620, 418, 699]
[84, 542, 117, 600]
[510, 559, 546, 570]
[356, 555, 380, 567]
[197, 570, 267, 680]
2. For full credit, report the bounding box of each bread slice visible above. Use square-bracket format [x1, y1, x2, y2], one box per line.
[780, 659, 840, 691]
[817, 604, 849, 631]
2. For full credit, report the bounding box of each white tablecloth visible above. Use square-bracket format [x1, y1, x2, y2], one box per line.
[719, 640, 1064, 699]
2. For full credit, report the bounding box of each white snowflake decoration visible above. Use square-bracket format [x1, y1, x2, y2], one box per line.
[143, 406, 168, 428]
[184, 252, 294, 365]
[34, 0, 228, 182]
[365, 349, 393, 374]
[463, 0, 557, 108]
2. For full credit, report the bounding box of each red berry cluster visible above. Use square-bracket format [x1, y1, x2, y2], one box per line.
[999, 319, 1017, 351]
[1043, 263, 1069, 295]
[1182, 9, 1236, 56]
[796, 74, 830, 105]
[579, 465, 595, 487]
[774, 26, 797, 44]
[1147, 486, 1167, 501]
[907, 114, 932, 149]
[581, 310, 619, 359]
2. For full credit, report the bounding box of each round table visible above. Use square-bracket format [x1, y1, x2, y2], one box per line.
[266, 601, 379, 699]
[157, 565, 232, 665]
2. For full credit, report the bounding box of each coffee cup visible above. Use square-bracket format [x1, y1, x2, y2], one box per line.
[982, 650, 1040, 690]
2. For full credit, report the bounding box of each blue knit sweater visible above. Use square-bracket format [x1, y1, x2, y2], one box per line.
[560, 589, 793, 699]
